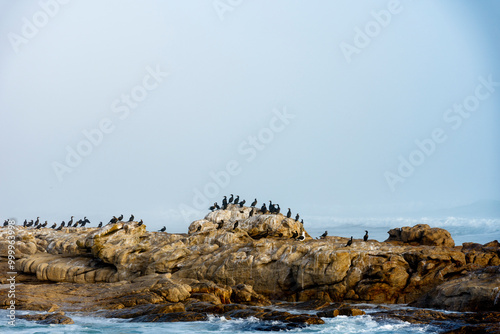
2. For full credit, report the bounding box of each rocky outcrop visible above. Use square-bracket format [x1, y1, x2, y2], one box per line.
[1, 204, 499, 329]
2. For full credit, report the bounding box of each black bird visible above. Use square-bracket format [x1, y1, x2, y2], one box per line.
[251, 199, 257, 207]
[128, 215, 134, 222]
[27, 220, 33, 227]
[215, 203, 220, 210]
[159, 226, 166, 232]
[196, 225, 202, 232]
[3, 220, 8, 227]
[233, 221, 239, 230]
[42, 221, 48, 227]
[138, 220, 143, 226]
[286, 209, 291, 218]
[228, 194, 234, 204]
[260, 203, 267, 214]
[209, 203, 217, 211]
[300, 219, 304, 225]
[35, 217, 40, 225]
[234, 196, 239, 205]
[50, 223, 57, 229]
[109, 216, 118, 224]
[291, 231, 298, 239]
[23, 219, 27, 227]
[68, 216, 74, 225]
[346, 236, 353, 247]
[56, 224, 63, 231]
[239, 200, 246, 207]
[222, 196, 228, 207]
[320, 231, 328, 239]
[275, 205, 281, 214]
[98, 222, 103, 228]
[363, 230, 368, 241]
[117, 214, 123, 221]
[36, 224, 42, 229]
[61, 221, 66, 227]
[249, 209, 254, 217]
[295, 214, 300, 222]
[76, 220, 82, 227]
[269, 201, 275, 213]
[217, 220, 224, 230]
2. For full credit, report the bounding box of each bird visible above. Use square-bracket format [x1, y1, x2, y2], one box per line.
[23, 220, 27, 227]
[286, 209, 291, 218]
[98, 222, 103, 228]
[249, 209, 254, 217]
[196, 225, 202, 232]
[260, 203, 267, 214]
[50, 223, 57, 229]
[35, 217, 40, 225]
[239, 200, 246, 207]
[320, 231, 328, 239]
[251, 199, 257, 207]
[61, 221, 66, 227]
[36, 224, 42, 229]
[275, 205, 281, 214]
[117, 214, 123, 221]
[300, 219, 304, 225]
[3, 220, 8, 227]
[217, 220, 224, 230]
[42, 221, 48, 227]
[159, 226, 166, 232]
[234, 196, 239, 205]
[109, 216, 118, 224]
[228, 194, 234, 204]
[295, 214, 300, 222]
[27, 220, 33, 228]
[222, 196, 228, 207]
[138, 220, 143, 226]
[209, 203, 217, 211]
[363, 230, 369, 242]
[269, 201, 274, 213]
[215, 203, 220, 210]
[346, 236, 353, 247]
[297, 231, 306, 241]
[233, 221, 239, 230]
[56, 224, 63, 231]
[128, 215, 134, 222]
[68, 216, 74, 225]
[83, 217, 90, 224]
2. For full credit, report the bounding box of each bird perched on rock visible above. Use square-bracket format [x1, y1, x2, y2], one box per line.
[300, 219, 304, 225]
[286, 209, 291, 218]
[260, 203, 267, 214]
[98, 222, 103, 228]
[251, 199, 257, 207]
[320, 231, 328, 239]
[222, 196, 228, 207]
[217, 220, 224, 230]
[128, 215, 134, 222]
[50, 223, 57, 229]
[234, 196, 239, 205]
[233, 221, 239, 230]
[42, 221, 47, 227]
[363, 230, 369, 242]
[3, 220, 9, 227]
[249, 209, 254, 217]
[269, 201, 274, 213]
[297, 231, 306, 241]
[275, 205, 281, 214]
[83, 217, 90, 224]
[138, 220, 143, 226]
[228, 194, 234, 203]
[159, 226, 166, 232]
[35, 217, 40, 225]
[36, 224, 42, 229]
[239, 200, 246, 207]
[209, 203, 218, 211]
[346, 236, 353, 247]
[295, 214, 300, 222]
[109, 216, 118, 224]
[117, 214, 123, 221]
[68, 216, 74, 226]
[23, 220, 27, 227]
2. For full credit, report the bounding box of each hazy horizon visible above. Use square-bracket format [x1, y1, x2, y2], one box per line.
[1, 1, 499, 235]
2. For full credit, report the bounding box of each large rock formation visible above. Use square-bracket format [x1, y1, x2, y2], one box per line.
[1, 204, 499, 328]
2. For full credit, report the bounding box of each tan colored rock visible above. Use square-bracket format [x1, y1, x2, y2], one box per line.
[386, 224, 454, 247]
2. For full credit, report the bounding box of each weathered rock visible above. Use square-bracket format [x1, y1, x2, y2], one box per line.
[386, 224, 455, 247]
[18, 311, 74, 325]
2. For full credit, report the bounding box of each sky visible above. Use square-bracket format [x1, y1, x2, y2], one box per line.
[0, 0, 499, 232]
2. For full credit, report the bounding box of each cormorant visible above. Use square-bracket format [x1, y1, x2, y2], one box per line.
[35, 217, 40, 225]
[269, 201, 274, 213]
[297, 231, 306, 241]
[291, 231, 298, 239]
[320, 231, 328, 239]
[249, 209, 254, 217]
[286, 209, 291, 218]
[260, 203, 267, 214]
[23, 220, 27, 227]
[295, 214, 300, 222]
[217, 220, 224, 230]
[3, 220, 8, 227]
[36, 224, 42, 229]
[61, 221, 65, 227]
[363, 230, 368, 242]
[138, 220, 143, 226]
[209, 203, 217, 211]
[346, 236, 353, 247]
[128, 215, 134, 222]
[222, 196, 228, 207]
[83, 217, 90, 224]
[50, 223, 57, 229]
[234, 196, 239, 205]
[228, 194, 234, 203]
[68, 216, 74, 225]
[98, 222, 103, 228]
[215, 203, 220, 210]
[300, 219, 304, 225]
[109, 216, 118, 224]
[56, 224, 63, 231]
[42, 221, 47, 227]
[117, 214, 123, 221]
[251, 199, 257, 207]
[159, 226, 166, 232]
[27, 220, 33, 227]
[275, 205, 281, 214]
[239, 200, 246, 207]
[233, 221, 239, 230]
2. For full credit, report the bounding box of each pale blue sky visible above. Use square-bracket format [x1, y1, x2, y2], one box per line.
[1, 1, 499, 231]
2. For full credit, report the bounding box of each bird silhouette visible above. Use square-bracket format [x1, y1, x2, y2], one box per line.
[251, 199, 257, 207]
[286, 209, 291, 218]
[320, 231, 328, 239]
[295, 214, 300, 222]
[159, 226, 166, 232]
[117, 214, 123, 221]
[239, 200, 246, 207]
[228, 194, 234, 203]
[128, 215, 134, 222]
[363, 230, 369, 242]
[346, 236, 353, 247]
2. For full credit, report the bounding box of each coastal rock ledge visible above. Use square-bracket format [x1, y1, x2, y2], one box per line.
[1, 205, 499, 329]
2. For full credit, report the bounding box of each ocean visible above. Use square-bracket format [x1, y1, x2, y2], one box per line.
[1, 216, 498, 333]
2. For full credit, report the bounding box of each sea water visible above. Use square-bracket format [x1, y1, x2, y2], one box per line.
[0, 310, 441, 333]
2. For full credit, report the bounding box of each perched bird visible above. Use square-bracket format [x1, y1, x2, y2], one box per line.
[300, 219, 304, 225]
[35, 217, 40, 225]
[98, 222, 103, 228]
[234, 196, 239, 205]
[239, 200, 246, 207]
[42, 221, 47, 227]
[249, 209, 254, 217]
[217, 220, 224, 230]
[228, 194, 234, 204]
[109, 216, 118, 224]
[117, 214, 123, 221]
[68, 216, 74, 226]
[128, 215, 134, 222]
[83, 217, 90, 224]
[346, 236, 353, 247]
[196, 225, 202, 232]
[295, 214, 300, 222]
[50, 223, 57, 229]
[56, 224, 63, 231]
[61, 221, 66, 227]
[275, 205, 281, 214]
[297, 231, 306, 241]
[36, 224, 42, 229]
[286, 209, 291, 218]
[222, 196, 228, 207]
[138, 220, 143, 226]
[260, 203, 268, 214]
[233, 221, 239, 230]
[251, 199, 257, 207]
[320, 231, 328, 239]
[3, 220, 8, 227]
[159, 226, 166, 232]
[215, 203, 220, 210]
[23, 219, 27, 227]
[363, 230, 369, 242]
[209, 203, 217, 211]
[269, 201, 274, 213]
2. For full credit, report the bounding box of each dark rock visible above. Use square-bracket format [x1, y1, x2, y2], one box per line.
[130, 311, 208, 322]
[18, 312, 74, 325]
